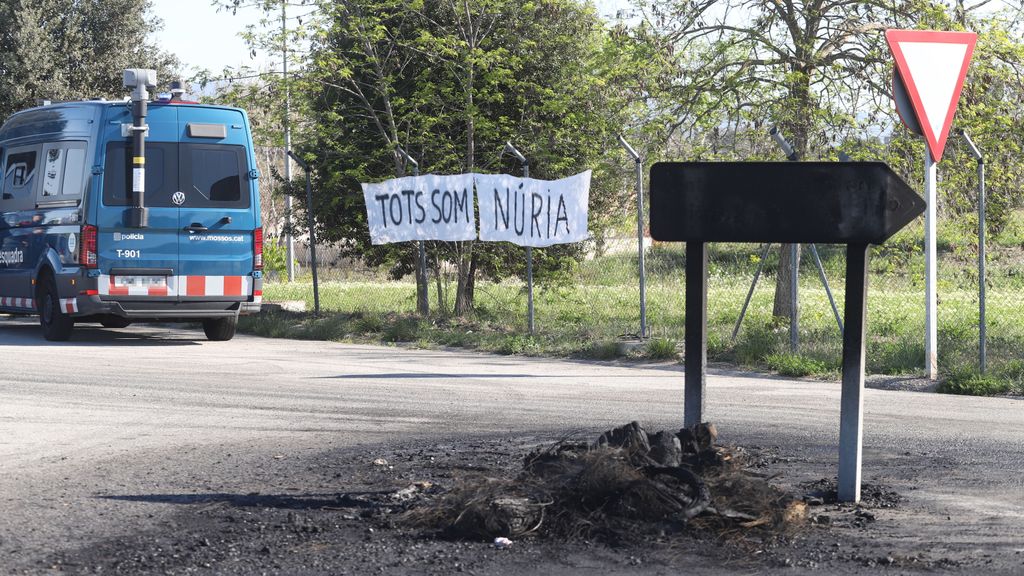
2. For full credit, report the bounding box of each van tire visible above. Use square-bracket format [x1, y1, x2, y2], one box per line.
[203, 316, 237, 341]
[100, 317, 132, 329]
[37, 275, 74, 341]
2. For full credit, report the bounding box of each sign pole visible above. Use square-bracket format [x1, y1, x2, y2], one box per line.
[684, 240, 707, 427]
[651, 161, 925, 504]
[885, 29, 978, 380]
[924, 146, 938, 380]
[838, 243, 870, 502]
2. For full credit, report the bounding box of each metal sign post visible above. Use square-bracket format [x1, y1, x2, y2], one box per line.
[504, 142, 533, 334]
[924, 147, 938, 379]
[650, 161, 924, 503]
[886, 29, 978, 380]
[838, 243, 869, 502]
[618, 135, 648, 339]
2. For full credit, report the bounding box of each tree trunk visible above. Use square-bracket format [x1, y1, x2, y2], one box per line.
[466, 252, 477, 304]
[772, 244, 801, 319]
[415, 242, 428, 316]
[395, 152, 430, 316]
[454, 242, 474, 316]
[433, 248, 446, 315]
[772, 70, 812, 322]
[453, 42, 477, 317]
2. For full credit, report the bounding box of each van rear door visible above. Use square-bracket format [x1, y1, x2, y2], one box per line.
[97, 141, 179, 298]
[175, 113, 255, 302]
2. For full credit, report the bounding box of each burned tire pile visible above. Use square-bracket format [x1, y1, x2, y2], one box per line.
[407, 421, 807, 545]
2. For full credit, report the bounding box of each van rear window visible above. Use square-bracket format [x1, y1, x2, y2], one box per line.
[103, 143, 249, 209]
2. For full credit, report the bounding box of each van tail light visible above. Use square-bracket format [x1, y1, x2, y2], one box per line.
[253, 227, 263, 270]
[81, 225, 98, 268]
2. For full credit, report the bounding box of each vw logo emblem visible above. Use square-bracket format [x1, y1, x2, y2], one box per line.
[172, 191, 186, 206]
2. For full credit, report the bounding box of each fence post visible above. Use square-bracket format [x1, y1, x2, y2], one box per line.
[961, 130, 986, 373]
[769, 127, 800, 352]
[286, 151, 319, 315]
[504, 142, 533, 334]
[618, 135, 648, 339]
[396, 146, 429, 317]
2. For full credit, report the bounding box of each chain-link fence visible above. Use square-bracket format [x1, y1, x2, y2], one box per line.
[261, 231, 1023, 379]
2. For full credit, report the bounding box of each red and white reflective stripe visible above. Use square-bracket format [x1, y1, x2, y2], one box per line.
[98, 275, 253, 297]
[0, 297, 35, 309]
[59, 298, 78, 314]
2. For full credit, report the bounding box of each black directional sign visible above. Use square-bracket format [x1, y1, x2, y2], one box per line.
[650, 161, 924, 504]
[649, 162, 924, 244]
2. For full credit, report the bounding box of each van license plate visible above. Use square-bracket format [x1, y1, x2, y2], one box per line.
[112, 276, 167, 288]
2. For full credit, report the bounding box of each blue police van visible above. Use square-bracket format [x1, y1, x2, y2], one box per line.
[0, 69, 263, 341]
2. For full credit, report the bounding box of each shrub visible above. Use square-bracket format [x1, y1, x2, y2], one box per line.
[352, 313, 384, 334]
[868, 338, 925, 375]
[383, 316, 421, 342]
[765, 353, 830, 377]
[733, 324, 782, 365]
[938, 372, 1011, 396]
[497, 334, 541, 355]
[585, 341, 621, 360]
[645, 337, 678, 360]
[261, 239, 291, 281]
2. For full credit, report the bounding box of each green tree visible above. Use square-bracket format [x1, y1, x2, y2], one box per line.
[827, 6, 1024, 237]
[300, 0, 635, 316]
[0, 0, 179, 121]
[639, 0, 930, 322]
[929, 11, 1024, 237]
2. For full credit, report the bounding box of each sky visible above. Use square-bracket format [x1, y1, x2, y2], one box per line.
[151, 1, 274, 75]
[152, 0, 627, 76]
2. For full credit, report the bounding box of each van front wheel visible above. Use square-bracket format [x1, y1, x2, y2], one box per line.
[38, 277, 74, 341]
[203, 316, 237, 341]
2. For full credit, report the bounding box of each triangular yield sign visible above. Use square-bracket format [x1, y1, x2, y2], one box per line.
[886, 30, 977, 162]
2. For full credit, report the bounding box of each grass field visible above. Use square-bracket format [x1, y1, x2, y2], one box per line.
[244, 234, 1024, 395]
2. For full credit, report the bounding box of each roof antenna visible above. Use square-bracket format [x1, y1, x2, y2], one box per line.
[123, 69, 157, 228]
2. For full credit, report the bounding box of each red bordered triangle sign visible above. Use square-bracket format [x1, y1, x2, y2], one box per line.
[886, 30, 977, 162]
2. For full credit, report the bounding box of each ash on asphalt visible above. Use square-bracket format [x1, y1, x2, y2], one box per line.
[40, 432, 986, 575]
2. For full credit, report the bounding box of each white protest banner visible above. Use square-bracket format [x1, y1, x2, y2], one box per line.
[475, 171, 591, 248]
[361, 174, 476, 245]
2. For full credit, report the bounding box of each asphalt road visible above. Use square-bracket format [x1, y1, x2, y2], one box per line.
[1, 318, 1023, 573]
